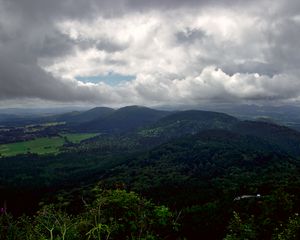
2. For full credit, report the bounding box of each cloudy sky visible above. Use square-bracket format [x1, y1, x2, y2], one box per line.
[0, 0, 300, 107]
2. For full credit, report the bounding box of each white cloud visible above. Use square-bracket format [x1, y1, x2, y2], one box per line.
[46, 9, 265, 80]
[128, 67, 300, 104]
[1, 0, 300, 106]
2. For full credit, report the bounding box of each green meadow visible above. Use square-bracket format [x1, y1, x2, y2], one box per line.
[61, 133, 98, 144]
[0, 133, 98, 157]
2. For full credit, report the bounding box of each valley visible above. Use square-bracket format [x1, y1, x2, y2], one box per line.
[0, 133, 98, 157]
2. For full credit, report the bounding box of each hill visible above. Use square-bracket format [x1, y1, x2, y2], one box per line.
[45, 107, 115, 124]
[233, 120, 300, 156]
[2, 106, 300, 239]
[133, 109, 300, 157]
[138, 110, 238, 139]
[78, 105, 170, 133]
[102, 129, 300, 239]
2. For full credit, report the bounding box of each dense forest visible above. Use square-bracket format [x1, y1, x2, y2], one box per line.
[1, 106, 300, 239]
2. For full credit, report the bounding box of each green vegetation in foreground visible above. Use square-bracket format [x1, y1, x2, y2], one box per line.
[0, 133, 98, 157]
[0, 188, 178, 240]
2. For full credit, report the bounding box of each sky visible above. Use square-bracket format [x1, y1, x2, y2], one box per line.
[0, 0, 300, 108]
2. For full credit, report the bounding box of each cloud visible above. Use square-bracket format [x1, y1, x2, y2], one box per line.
[130, 67, 300, 104]
[0, 0, 300, 107]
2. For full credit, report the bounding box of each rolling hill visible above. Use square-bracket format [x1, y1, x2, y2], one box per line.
[137, 110, 239, 139]
[2, 106, 300, 239]
[45, 107, 115, 124]
[101, 128, 300, 239]
[77, 105, 170, 133]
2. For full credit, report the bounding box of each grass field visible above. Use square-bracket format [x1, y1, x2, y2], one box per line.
[0, 133, 98, 157]
[61, 133, 98, 144]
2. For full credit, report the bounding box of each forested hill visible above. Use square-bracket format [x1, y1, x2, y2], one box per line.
[102, 129, 300, 238]
[137, 110, 239, 140]
[45, 107, 115, 124]
[1, 107, 300, 239]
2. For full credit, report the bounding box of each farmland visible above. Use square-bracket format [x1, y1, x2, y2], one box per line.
[0, 133, 98, 157]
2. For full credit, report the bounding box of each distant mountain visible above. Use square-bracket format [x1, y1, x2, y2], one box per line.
[233, 120, 300, 156]
[0, 107, 89, 116]
[158, 110, 238, 123]
[76, 108, 300, 157]
[137, 110, 239, 140]
[209, 104, 300, 131]
[4, 105, 300, 158]
[0, 114, 19, 123]
[0, 113, 42, 126]
[78, 106, 170, 133]
[133, 109, 300, 157]
[0, 107, 91, 126]
[66, 107, 300, 156]
[47, 107, 115, 124]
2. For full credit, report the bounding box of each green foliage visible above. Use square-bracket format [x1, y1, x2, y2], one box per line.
[224, 212, 256, 240]
[0, 133, 98, 157]
[138, 110, 238, 140]
[33, 205, 76, 240]
[61, 133, 98, 144]
[82, 189, 177, 239]
[0, 189, 178, 240]
[274, 214, 300, 240]
[223, 190, 300, 240]
[3, 109, 300, 239]
[0, 136, 65, 157]
[224, 212, 300, 240]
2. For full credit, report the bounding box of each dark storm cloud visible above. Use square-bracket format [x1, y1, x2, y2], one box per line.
[35, 31, 75, 58]
[1, 0, 300, 105]
[0, 0, 124, 102]
[0, 46, 106, 102]
[126, 0, 256, 10]
[221, 62, 280, 77]
[95, 40, 129, 53]
[265, 17, 300, 73]
[175, 28, 207, 44]
[2, 0, 267, 25]
[74, 38, 129, 53]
